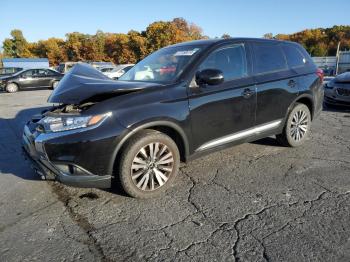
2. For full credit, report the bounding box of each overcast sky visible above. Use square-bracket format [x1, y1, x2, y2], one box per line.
[1, 0, 349, 43]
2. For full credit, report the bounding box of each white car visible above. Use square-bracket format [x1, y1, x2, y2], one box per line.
[103, 64, 134, 79]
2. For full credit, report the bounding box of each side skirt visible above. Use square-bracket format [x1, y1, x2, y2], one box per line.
[197, 119, 283, 151]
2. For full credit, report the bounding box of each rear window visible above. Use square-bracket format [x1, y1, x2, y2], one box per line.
[252, 43, 287, 74]
[283, 44, 307, 68]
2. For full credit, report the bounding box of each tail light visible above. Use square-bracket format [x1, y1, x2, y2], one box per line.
[316, 68, 324, 83]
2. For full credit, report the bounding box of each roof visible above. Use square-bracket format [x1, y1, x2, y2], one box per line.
[2, 58, 49, 62]
[169, 37, 290, 48]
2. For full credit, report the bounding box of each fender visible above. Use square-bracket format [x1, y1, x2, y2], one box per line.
[283, 93, 314, 125]
[107, 119, 190, 176]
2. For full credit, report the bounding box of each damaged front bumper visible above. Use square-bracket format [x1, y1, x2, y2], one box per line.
[22, 122, 116, 189]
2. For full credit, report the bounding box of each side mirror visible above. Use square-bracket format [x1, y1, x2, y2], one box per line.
[196, 69, 224, 86]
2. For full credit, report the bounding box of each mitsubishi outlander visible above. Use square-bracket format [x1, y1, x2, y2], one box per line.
[22, 38, 324, 198]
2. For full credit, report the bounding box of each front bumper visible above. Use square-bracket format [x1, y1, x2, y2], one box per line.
[22, 117, 126, 188]
[324, 86, 350, 106]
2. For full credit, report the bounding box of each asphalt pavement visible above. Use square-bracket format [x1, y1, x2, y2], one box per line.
[0, 89, 349, 261]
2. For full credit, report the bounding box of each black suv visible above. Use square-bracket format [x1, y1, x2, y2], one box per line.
[0, 68, 63, 92]
[23, 38, 324, 198]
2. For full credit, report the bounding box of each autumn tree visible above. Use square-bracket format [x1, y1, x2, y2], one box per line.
[31, 38, 67, 65]
[3, 21, 350, 65]
[65, 32, 86, 61]
[80, 31, 106, 61]
[127, 30, 148, 61]
[145, 18, 204, 53]
[3, 30, 32, 58]
[274, 26, 350, 56]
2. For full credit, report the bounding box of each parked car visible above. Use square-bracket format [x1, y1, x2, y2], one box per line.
[0, 67, 23, 77]
[22, 38, 323, 198]
[0, 68, 63, 92]
[57, 62, 79, 74]
[89, 61, 115, 69]
[324, 72, 350, 106]
[103, 64, 134, 79]
[99, 66, 117, 73]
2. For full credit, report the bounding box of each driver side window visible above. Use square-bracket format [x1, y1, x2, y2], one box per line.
[199, 44, 248, 82]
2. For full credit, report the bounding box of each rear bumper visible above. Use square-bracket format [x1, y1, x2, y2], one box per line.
[22, 124, 112, 188]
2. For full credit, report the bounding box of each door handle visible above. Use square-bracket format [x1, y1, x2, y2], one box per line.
[288, 80, 296, 88]
[242, 88, 254, 99]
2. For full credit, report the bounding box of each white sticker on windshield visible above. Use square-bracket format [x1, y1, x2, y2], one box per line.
[174, 48, 199, 56]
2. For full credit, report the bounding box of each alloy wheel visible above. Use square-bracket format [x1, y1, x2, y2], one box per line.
[6, 83, 18, 93]
[53, 81, 59, 89]
[131, 142, 174, 191]
[290, 109, 308, 141]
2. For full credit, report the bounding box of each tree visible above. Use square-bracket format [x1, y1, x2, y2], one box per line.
[128, 30, 148, 61]
[65, 32, 86, 61]
[263, 33, 273, 39]
[32, 38, 67, 65]
[4, 21, 350, 66]
[3, 30, 32, 58]
[145, 18, 204, 53]
[221, 34, 231, 39]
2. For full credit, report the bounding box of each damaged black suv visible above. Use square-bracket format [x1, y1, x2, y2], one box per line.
[23, 38, 324, 198]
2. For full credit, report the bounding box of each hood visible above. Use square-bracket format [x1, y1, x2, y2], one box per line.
[0, 74, 14, 80]
[334, 72, 350, 83]
[48, 63, 161, 104]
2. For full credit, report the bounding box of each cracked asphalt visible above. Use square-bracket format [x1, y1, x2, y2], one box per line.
[0, 89, 350, 262]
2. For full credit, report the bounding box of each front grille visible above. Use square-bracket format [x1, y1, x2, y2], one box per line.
[336, 88, 350, 96]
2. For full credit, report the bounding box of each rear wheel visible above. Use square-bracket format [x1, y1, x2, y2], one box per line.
[276, 103, 311, 147]
[118, 130, 180, 198]
[6, 83, 19, 93]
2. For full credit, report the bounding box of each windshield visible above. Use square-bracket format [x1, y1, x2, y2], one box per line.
[119, 45, 202, 83]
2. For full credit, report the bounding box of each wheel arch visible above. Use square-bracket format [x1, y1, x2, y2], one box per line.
[287, 94, 315, 121]
[110, 120, 190, 176]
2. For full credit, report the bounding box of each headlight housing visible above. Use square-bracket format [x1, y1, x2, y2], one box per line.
[40, 112, 111, 133]
[324, 81, 334, 89]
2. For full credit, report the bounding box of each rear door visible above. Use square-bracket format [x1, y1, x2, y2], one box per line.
[188, 43, 257, 151]
[34, 69, 52, 87]
[250, 41, 299, 126]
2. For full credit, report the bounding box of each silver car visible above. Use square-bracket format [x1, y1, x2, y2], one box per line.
[324, 72, 350, 106]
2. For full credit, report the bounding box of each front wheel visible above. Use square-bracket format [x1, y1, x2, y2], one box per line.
[276, 103, 311, 147]
[118, 130, 180, 198]
[6, 83, 19, 93]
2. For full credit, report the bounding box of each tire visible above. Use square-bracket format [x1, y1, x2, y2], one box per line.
[118, 130, 180, 198]
[276, 103, 311, 147]
[52, 81, 59, 89]
[5, 83, 19, 93]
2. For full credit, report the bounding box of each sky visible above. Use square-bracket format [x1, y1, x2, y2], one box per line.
[1, 0, 349, 44]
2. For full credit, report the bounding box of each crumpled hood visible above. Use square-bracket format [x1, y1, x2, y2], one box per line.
[48, 63, 161, 104]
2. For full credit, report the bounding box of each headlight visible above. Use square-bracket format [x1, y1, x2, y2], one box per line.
[40, 112, 111, 133]
[324, 81, 334, 89]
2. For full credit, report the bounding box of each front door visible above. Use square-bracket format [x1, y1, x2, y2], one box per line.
[18, 69, 38, 88]
[188, 43, 256, 151]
